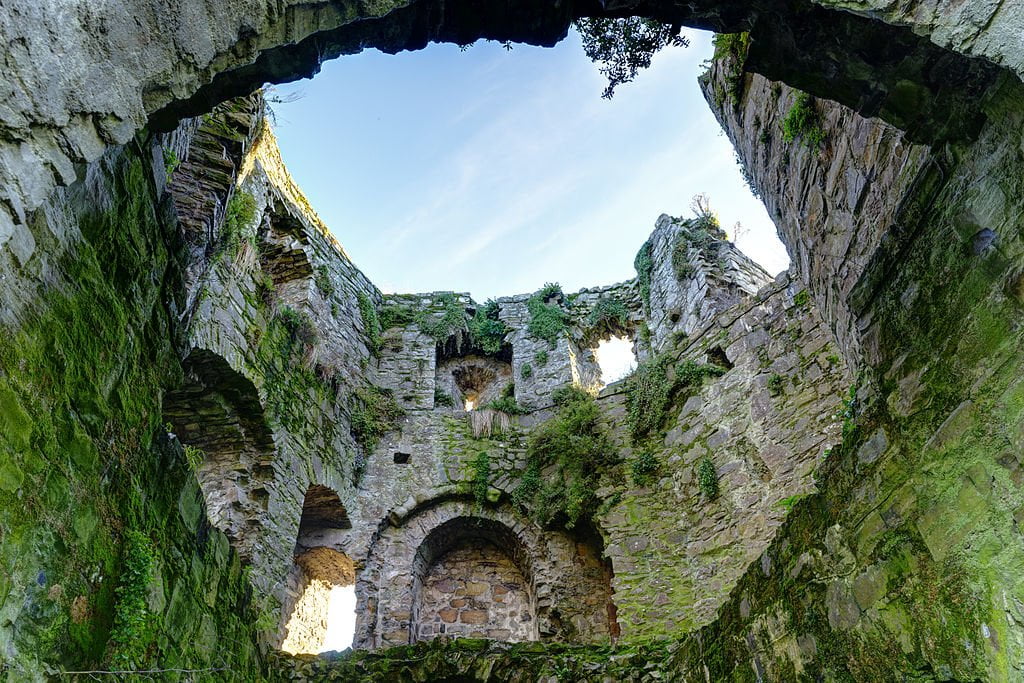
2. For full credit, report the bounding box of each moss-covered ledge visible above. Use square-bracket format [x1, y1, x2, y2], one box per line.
[271, 637, 680, 682]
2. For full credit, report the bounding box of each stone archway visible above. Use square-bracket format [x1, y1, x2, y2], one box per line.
[279, 483, 357, 653]
[356, 499, 616, 649]
[411, 516, 537, 643]
[162, 348, 277, 561]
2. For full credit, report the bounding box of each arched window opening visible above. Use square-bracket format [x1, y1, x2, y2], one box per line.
[281, 547, 357, 654]
[280, 484, 357, 654]
[436, 356, 512, 412]
[162, 349, 276, 561]
[411, 517, 537, 643]
[594, 335, 637, 387]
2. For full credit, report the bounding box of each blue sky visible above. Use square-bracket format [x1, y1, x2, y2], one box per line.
[270, 29, 789, 301]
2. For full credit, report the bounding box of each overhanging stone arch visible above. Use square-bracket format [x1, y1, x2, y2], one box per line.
[0, 0, 1012, 242]
[355, 498, 616, 649]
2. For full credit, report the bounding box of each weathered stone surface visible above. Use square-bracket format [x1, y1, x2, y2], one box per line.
[0, 0, 1009, 273]
[702, 57, 935, 362]
[5, 3, 1024, 677]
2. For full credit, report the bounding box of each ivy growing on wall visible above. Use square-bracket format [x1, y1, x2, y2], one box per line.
[418, 293, 468, 342]
[378, 302, 417, 330]
[511, 386, 616, 529]
[107, 530, 156, 669]
[472, 451, 491, 506]
[625, 354, 726, 444]
[697, 457, 719, 499]
[356, 292, 383, 356]
[634, 241, 654, 312]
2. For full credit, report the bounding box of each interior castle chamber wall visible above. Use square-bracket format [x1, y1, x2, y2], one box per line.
[2, 3, 1024, 679]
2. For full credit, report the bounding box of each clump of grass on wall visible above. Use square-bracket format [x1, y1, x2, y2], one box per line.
[314, 265, 334, 297]
[586, 296, 629, 332]
[527, 283, 570, 346]
[697, 457, 719, 499]
[782, 91, 826, 151]
[468, 299, 508, 354]
[625, 354, 726, 443]
[349, 385, 405, 451]
[220, 190, 257, 259]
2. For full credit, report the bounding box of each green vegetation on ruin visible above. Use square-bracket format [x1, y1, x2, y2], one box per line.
[586, 296, 629, 333]
[711, 33, 750, 109]
[348, 385, 405, 452]
[696, 457, 719, 500]
[782, 91, 827, 151]
[356, 291, 383, 356]
[467, 299, 508, 354]
[625, 354, 726, 444]
[0, 148, 262, 676]
[634, 241, 654, 312]
[526, 283, 570, 346]
[314, 265, 334, 297]
[511, 386, 616, 529]
[220, 189, 257, 259]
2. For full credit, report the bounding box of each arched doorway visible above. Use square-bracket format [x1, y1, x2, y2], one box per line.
[280, 484, 357, 654]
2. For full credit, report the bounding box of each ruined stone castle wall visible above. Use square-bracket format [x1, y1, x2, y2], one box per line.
[700, 55, 935, 361]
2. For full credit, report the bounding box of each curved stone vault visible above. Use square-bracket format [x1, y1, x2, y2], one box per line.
[0, 0, 1015, 248]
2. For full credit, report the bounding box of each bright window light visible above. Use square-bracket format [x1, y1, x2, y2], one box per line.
[321, 584, 356, 652]
[595, 336, 636, 386]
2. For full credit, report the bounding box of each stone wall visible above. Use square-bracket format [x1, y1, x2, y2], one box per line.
[161, 104, 380, 646]
[595, 272, 848, 636]
[416, 541, 534, 642]
[700, 49, 934, 361]
[0, 119, 265, 677]
[640, 213, 773, 353]
[269, 43, 1024, 683]
[280, 570, 333, 655]
[623, 40, 1024, 681]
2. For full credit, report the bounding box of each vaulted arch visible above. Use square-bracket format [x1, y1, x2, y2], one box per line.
[356, 499, 616, 649]
[163, 348, 276, 560]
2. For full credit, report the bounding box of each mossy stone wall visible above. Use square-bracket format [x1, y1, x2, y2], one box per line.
[0, 141, 266, 677]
